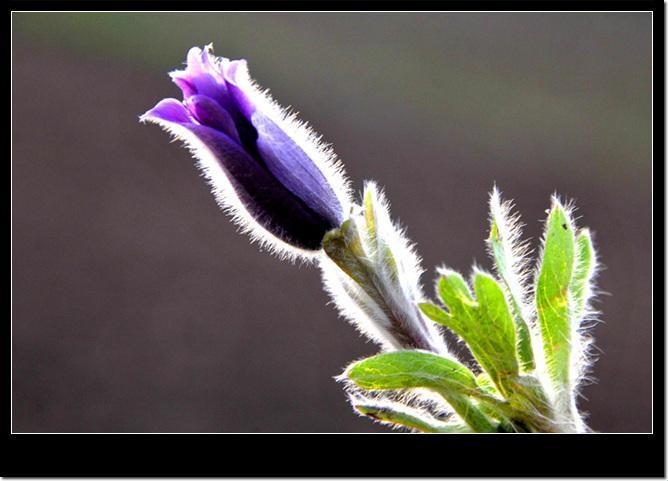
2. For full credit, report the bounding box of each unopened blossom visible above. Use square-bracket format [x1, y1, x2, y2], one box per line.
[141, 45, 350, 255]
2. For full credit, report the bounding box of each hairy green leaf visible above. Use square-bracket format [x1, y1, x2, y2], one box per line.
[535, 200, 575, 395]
[473, 272, 519, 376]
[347, 351, 494, 432]
[418, 302, 450, 325]
[423, 271, 519, 396]
[347, 350, 478, 393]
[437, 271, 477, 314]
[353, 402, 471, 433]
[571, 229, 595, 319]
[488, 209, 535, 371]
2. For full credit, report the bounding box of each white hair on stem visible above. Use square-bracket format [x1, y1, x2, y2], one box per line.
[359, 182, 450, 355]
[361, 182, 424, 297]
[319, 181, 451, 355]
[318, 255, 400, 350]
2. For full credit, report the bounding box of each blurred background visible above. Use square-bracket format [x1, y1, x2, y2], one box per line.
[12, 12, 652, 432]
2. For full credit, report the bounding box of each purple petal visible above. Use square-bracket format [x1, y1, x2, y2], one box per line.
[185, 95, 241, 143]
[251, 111, 343, 226]
[178, 122, 336, 250]
[142, 98, 193, 124]
[222, 60, 256, 120]
[169, 46, 231, 109]
[169, 48, 257, 153]
[172, 77, 197, 99]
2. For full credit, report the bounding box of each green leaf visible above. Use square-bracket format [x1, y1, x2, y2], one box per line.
[347, 351, 494, 432]
[511, 314, 535, 372]
[347, 350, 478, 393]
[487, 194, 535, 371]
[353, 402, 471, 433]
[437, 271, 477, 315]
[535, 199, 575, 395]
[424, 270, 519, 396]
[418, 302, 450, 325]
[473, 272, 519, 376]
[571, 229, 595, 319]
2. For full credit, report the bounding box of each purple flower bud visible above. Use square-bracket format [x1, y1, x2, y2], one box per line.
[141, 45, 350, 255]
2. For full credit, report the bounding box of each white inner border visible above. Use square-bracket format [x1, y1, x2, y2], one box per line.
[10, 9, 655, 435]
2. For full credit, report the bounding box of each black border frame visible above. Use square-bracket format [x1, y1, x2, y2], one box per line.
[6, 1, 664, 476]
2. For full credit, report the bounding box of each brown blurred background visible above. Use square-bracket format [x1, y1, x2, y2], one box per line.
[12, 12, 652, 432]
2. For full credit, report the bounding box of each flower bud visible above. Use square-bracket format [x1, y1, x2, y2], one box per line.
[141, 45, 350, 256]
